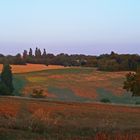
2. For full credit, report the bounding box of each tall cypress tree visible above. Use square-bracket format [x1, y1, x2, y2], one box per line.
[29, 48, 33, 57]
[23, 50, 28, 59]
[43, 49, 47, 57]
[1, 63, 14, 94]
[38, 49, 42, 57]
[35, 47, 38, 57]
[35, 47, 42, 58]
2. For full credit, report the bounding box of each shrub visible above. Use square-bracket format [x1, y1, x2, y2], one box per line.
[135, 101, 140, 105]
[123, 71, 140, 97]
[100, 98, 111, 103]
[30, 89, 45, 98]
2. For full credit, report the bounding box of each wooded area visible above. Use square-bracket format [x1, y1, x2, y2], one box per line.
[0, 48, 140, 71]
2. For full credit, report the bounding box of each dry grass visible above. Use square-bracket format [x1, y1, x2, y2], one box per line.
[0, 97, 140, 126]
[0, 64, 66, 74]
[0, 97, 139, 139]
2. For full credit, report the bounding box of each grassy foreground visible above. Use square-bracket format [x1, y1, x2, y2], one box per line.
[0, 97, 139, 139]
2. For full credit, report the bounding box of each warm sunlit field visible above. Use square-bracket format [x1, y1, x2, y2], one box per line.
[14, 67, 140, 104]
[0, 66, 139, 139]
[0, 64, 65, 74]
[0, 97, 139, 140]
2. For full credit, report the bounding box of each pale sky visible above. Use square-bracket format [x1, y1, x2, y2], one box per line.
[0, 0, 140, 55]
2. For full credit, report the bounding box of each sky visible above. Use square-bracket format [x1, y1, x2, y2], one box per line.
[0, 0, 140, 55]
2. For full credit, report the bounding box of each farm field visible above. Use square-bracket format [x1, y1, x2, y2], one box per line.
[0, 64, 65, 74]
[0, 65, 140, 139]
[14, 67, 140, 104]
[0, 97, 139, 140]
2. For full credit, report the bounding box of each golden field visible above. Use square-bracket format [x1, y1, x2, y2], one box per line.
[0, 64, 66, 74]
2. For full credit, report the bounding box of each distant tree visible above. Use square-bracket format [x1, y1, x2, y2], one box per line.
[98, 59, 120, 71]
[35, 48, 38, 57]
[0, 63, 14, 95]
[46, 53, 55, 59]
[13, 53, 25, 65]
[111, 51, 115, 55]
[23, 50, 28, 59]
[29, 48, 33, 57]
[123, 68, 140, 96]
[35, 47, 42, 58]
[42, 49, 47, 57]
[38, 49, 42, 57]
[0, 54, 4, 57]
[35, 47, 38, 57]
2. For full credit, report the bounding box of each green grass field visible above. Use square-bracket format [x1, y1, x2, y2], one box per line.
[14, 67, 140, 105]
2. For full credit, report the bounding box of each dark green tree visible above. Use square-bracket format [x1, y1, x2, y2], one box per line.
[0, 81, 10, 95]
[0, 63, 14, 94]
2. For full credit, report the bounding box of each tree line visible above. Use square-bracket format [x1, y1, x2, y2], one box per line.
[0, 48, 140, 71]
